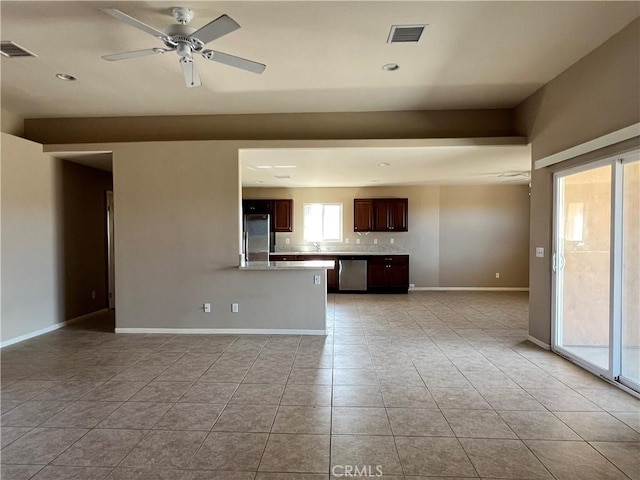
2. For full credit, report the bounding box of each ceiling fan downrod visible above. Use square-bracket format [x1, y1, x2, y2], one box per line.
[171, 7, 193, 25]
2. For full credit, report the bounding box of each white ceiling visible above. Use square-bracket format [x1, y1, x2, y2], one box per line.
[241, 144, 531, 187]
[1, 1, 638, 118]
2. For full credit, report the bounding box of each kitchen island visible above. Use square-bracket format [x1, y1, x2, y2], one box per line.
[269, 252, 409, 293]
[239, 260, 335, 270]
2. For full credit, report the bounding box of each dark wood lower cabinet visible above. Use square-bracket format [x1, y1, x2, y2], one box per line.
[367, 255, 409, 293]
[269, 254, 408, 293]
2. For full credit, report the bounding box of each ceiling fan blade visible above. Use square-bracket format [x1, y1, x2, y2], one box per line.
[201, 50, 266, 74]
[101, 8, 171, 42]
[189, 14, 240, 45]
[102, 48, 167, 61]
[180, 58, 201, 88]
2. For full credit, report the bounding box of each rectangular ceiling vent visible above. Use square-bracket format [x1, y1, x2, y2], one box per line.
[387, 25, 427, 44]
[1, 41, 38, 58]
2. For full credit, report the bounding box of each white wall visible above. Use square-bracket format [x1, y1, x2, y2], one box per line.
[1, 133, 64, 344]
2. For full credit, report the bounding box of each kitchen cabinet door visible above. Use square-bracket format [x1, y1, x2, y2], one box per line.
[374, 200, 389, 231]
[387, 199, 408, 231]
[354, 199, 374, 232]
[367, 257, 387, 288]
[272, 199, 293, 232]
[367, 255, 409, 292]
[243, 199, 271, 214]
[386, 262, 409, 288]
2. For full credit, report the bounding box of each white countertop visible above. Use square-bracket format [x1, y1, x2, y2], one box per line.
[239, 260, 335, 270]
[271, 251, 408, 256]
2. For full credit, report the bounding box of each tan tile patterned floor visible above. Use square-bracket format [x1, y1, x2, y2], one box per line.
[1, 292, 639, 479]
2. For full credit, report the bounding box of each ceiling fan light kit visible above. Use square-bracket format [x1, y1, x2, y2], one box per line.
[101, 6, 266, 88]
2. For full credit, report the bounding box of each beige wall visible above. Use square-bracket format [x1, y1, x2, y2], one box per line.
[113, 141, 326, 332]
[516, 18, 640, 345]
[1, 108, 24, 137]
[244, 184, 530, 288]
[1, 133, 64, 343]
[61, 161, 113, 319]
[24, 109, 515, 145]
[439, 186, 530, 287]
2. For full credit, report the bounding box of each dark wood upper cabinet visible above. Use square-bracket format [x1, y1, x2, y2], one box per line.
[354, 198, 408, 232]
[243, 198, 293, 232]
[242, 199, 271, 214]
[271, 199, 293, 232]
[386, 198, 408, 231]
[354, 199, 374, 232]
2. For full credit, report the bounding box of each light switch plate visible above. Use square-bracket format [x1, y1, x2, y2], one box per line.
[535, 247, 545, 258]
[203, 303, 211, 313]
[314, 274, 321, 285]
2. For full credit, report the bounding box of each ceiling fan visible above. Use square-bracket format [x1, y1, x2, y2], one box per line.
[101, 7, 266, 88]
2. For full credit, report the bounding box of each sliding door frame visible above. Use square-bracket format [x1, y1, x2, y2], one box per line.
[552, 149, 639, 394]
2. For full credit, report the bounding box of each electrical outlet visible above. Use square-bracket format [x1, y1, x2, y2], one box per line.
[373, 238, 378, 245]
[314, 274, 321, 285]
[345, 238, 350, 244]
[390, 238, 394, 244]
[495, 272, 500, 279]
[409, 283, 415, 288]
[91, 290, 96, 299]
[535, 247, 545, 258]
[356, 238, 360, 244]
[231, 303, 239, 313]
[203, 303, 211, 313]
[285, 238, 290, 244]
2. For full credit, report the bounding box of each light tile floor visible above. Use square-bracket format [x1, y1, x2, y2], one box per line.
[1, 292, 639, 479]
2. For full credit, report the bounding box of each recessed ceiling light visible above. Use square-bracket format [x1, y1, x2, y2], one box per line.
[378, 162, 390, 167]
[382, 63, 399, 71]
[56, 73, 76, 81]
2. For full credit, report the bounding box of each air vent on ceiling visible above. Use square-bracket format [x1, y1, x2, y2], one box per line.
[1, 41, 37, 58]
[387, 25, 427, 44]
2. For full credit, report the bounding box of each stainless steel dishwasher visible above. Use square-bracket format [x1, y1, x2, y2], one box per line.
[338, 258, 368, 291]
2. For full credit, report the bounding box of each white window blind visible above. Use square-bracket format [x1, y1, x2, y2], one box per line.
[303, 203, 343, 242]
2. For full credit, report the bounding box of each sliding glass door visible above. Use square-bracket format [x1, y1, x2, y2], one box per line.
[621, 160, 639, 390]
[553, 150, 639, 392]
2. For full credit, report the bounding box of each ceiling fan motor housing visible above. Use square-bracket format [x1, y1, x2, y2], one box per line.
[163, 24, 203, 52]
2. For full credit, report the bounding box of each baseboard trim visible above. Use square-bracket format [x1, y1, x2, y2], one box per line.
[409, 287, 529, 292]
[115, 328, 328, 335]
[527, 335, 551, 350]
[0, 309, 108, 348]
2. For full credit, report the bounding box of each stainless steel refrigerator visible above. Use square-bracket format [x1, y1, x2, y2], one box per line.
[244, 214, 271, 262]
